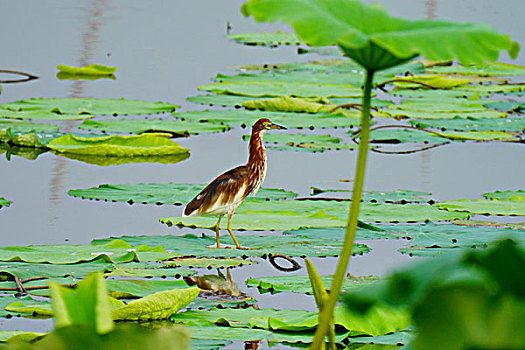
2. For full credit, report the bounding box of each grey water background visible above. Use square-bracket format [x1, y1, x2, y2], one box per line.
[0, 0, 524, 334]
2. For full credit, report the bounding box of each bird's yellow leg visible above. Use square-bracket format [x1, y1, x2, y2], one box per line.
[226, 211, 242, 249]
[213, 215, 223, 248]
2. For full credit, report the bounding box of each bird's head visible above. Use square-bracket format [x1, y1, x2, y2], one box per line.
[253, 118, 287, 133]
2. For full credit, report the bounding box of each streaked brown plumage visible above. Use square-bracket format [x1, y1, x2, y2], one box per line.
[183, 118, 286, 249]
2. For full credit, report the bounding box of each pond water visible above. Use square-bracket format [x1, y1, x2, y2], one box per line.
[1, 0, 524, 343]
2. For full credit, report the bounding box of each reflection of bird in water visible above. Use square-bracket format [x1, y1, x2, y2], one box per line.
[183, 118, 286, 249]
[184, 268, 243, 296]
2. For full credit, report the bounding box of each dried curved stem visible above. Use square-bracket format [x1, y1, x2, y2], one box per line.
[0, 69, 39, 83]
[329, 103, 379, 113]
[376, 78, 438, 91]
[268, 253, 302, 272]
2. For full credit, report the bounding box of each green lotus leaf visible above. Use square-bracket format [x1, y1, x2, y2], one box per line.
[47, 134, 189, 156]
[107, 280, 192, 299]
[245, 132, 358, 152]
[0, 331, 46, 343]
[50, 272, 113, 333]
[111, 286, 200, 321]
[0, 97, 177, 116]
[437, 197, 525, 216]
[0, 197, 11, 208]
[454, 83, 525, 94]
[0, 295, 49, 317]
[0, 108, 94, 121]
[390, 99, 488, 113]
[410, 117, 525, 132]
[5, 300, 54, 317]
[55, 151, 190, 166]
[389, 75, 471, 89]
[247, 273, 378, 294]
[0, 119, 60, 134]
[214, 70, 366, 86]
[369, 128, 446, 144]
[198, 81, 363, 98]
[56, 64, 116, 76]
[78, 119, 229, 136]
[450, 219, 525, 230]
[480, 100, 525, 112]
[386, 108, 506, 120]
[426, 62, 525, 76]
[163, 199, 469, 231]
[284, 226, 404, 242]
[483, 190, 525, 201]
[172, 304, 409, 337]
[310, 188, 433, 203]
[162, 257, 256, 269]
[388, 89, 476, 99]
[0, 239, 172, 264]
[242, 95, 332, 113]
[0, 259, 112, 281]
[242, 0, 519, 71]
[188, 295, 256, 311]
[105, 262, 194, 279]
[227, 31, 301, 46]
[175, 109, 361, 129]
[0, 277, 76, 297]
[0, 130, 52, 148]
[436, 130, 520, 142]
[68, 183, 296, 205]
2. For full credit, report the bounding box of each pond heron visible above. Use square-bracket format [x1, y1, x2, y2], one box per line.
[183, 118, 286, 249]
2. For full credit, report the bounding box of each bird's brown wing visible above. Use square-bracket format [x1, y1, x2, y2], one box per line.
[184, 165, 251, 216]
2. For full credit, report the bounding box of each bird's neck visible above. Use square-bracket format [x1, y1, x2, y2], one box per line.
[248, 129, 266, 169]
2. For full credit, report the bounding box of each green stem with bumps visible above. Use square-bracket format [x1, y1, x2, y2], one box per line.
[310, 69, 375, 349]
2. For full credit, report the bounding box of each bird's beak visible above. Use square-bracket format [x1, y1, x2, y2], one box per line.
[270, 122, 287, 130]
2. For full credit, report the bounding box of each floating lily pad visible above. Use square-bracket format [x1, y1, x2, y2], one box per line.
[437, 197, 525, 216]
[56, 151, 190, 167]
[0, 97, 177, 116]
[0, 240, 173, 264]
[481, 100, 525, 112]
[175, 109, 361, 129]
[426, 62, 525, 76]
[451, 219, 525, 230]
[244, 132, 357, 152]
[227, 31, 301, 46]
[388, 89, 475, 99]
[68, 183, 296, 205]
[0, 197, 11, 208]
[436, 130, 520, 142]
[162, 257, 257, 269]
[385, 100, 507, 119]
[78, 119, 229, 136]
[198, 81, 363, 98]
[310, 188, 433, 204]
[283, 225, 402, 242]
[0, 119, 60, 134]
[0, 330, 46, 343]
[247, 274, 378, 295]
[454, 84, 525, 94]
[57, 63, 116, 76]
[186, 94, 260, 107]
[214, 70, 365, 86]
[0, 259, 112, 281]
[482, 190, 525, 201]
[388, 75, 471, 89]
[105, 262, 194, 278]
[93, 233, 370, 259]
[410, 117, 525, 132]
[47, 134, 189, 156]
[369, 128, 446, 144]
[0, 108, 94, 121]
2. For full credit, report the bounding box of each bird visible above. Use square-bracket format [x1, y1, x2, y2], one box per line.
[183, 118, 286, 249]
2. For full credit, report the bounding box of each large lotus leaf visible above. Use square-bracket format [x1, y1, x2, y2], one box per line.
[0, 197, 11, 208]
[47, 134, 189, 156]
[437, 197, 525, 216]
[0, 295, 50, 317]
[93, 233, 370, 259]
[311, 188, 433, 204]
[0, 130, 53, 148]
[187, 94, 260, 107]
[388, 89, 475, 99]
[454, 83, 525, 94]
[436, 130, 520, 142]
[78, 119, 229, 136]
[214, 70, 365, 86]
[162, 200, 470, 231]
[0, 119, 59, 134]
[56, 64, 116, 76]
[0, 259, 113, 281]
[390, 99, 488, 113]
[5, 299, 54, 317]
[227, 31, 301, 46]
[426, 62, 525, 76]
[410, 117, 525, 132]
[0, 108, 94, 121]
[284, 226, 404, 242]
[111, 287, 200, 321]
[0, 239, 173, 264]
[50, 272, 113, 333]
[106, 279, 191, 299]
[386, 108, 505, 120]
[451, 219, 525, 230]
[0, 330, 46, 343]
[198, 81, 363, 98]
[412, 285, 525, 349]
[172, 305, 409, 336]
[175, 109, 361, 129]
[105, 262, 194, 279]
[389, 75, 470, 89]
[480, 99, 525, 112]
[0, 97, 177, 116]
[242, 0, 519, 71]
[245, 132, 358, 152]
[369, 128, 446, 144]
[68, 183, 296, 205]
[247, 274, 378, 294]
[242, 95, 332, 114]
[55, 151, 190, 167]
[482, 190, 525, 201]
